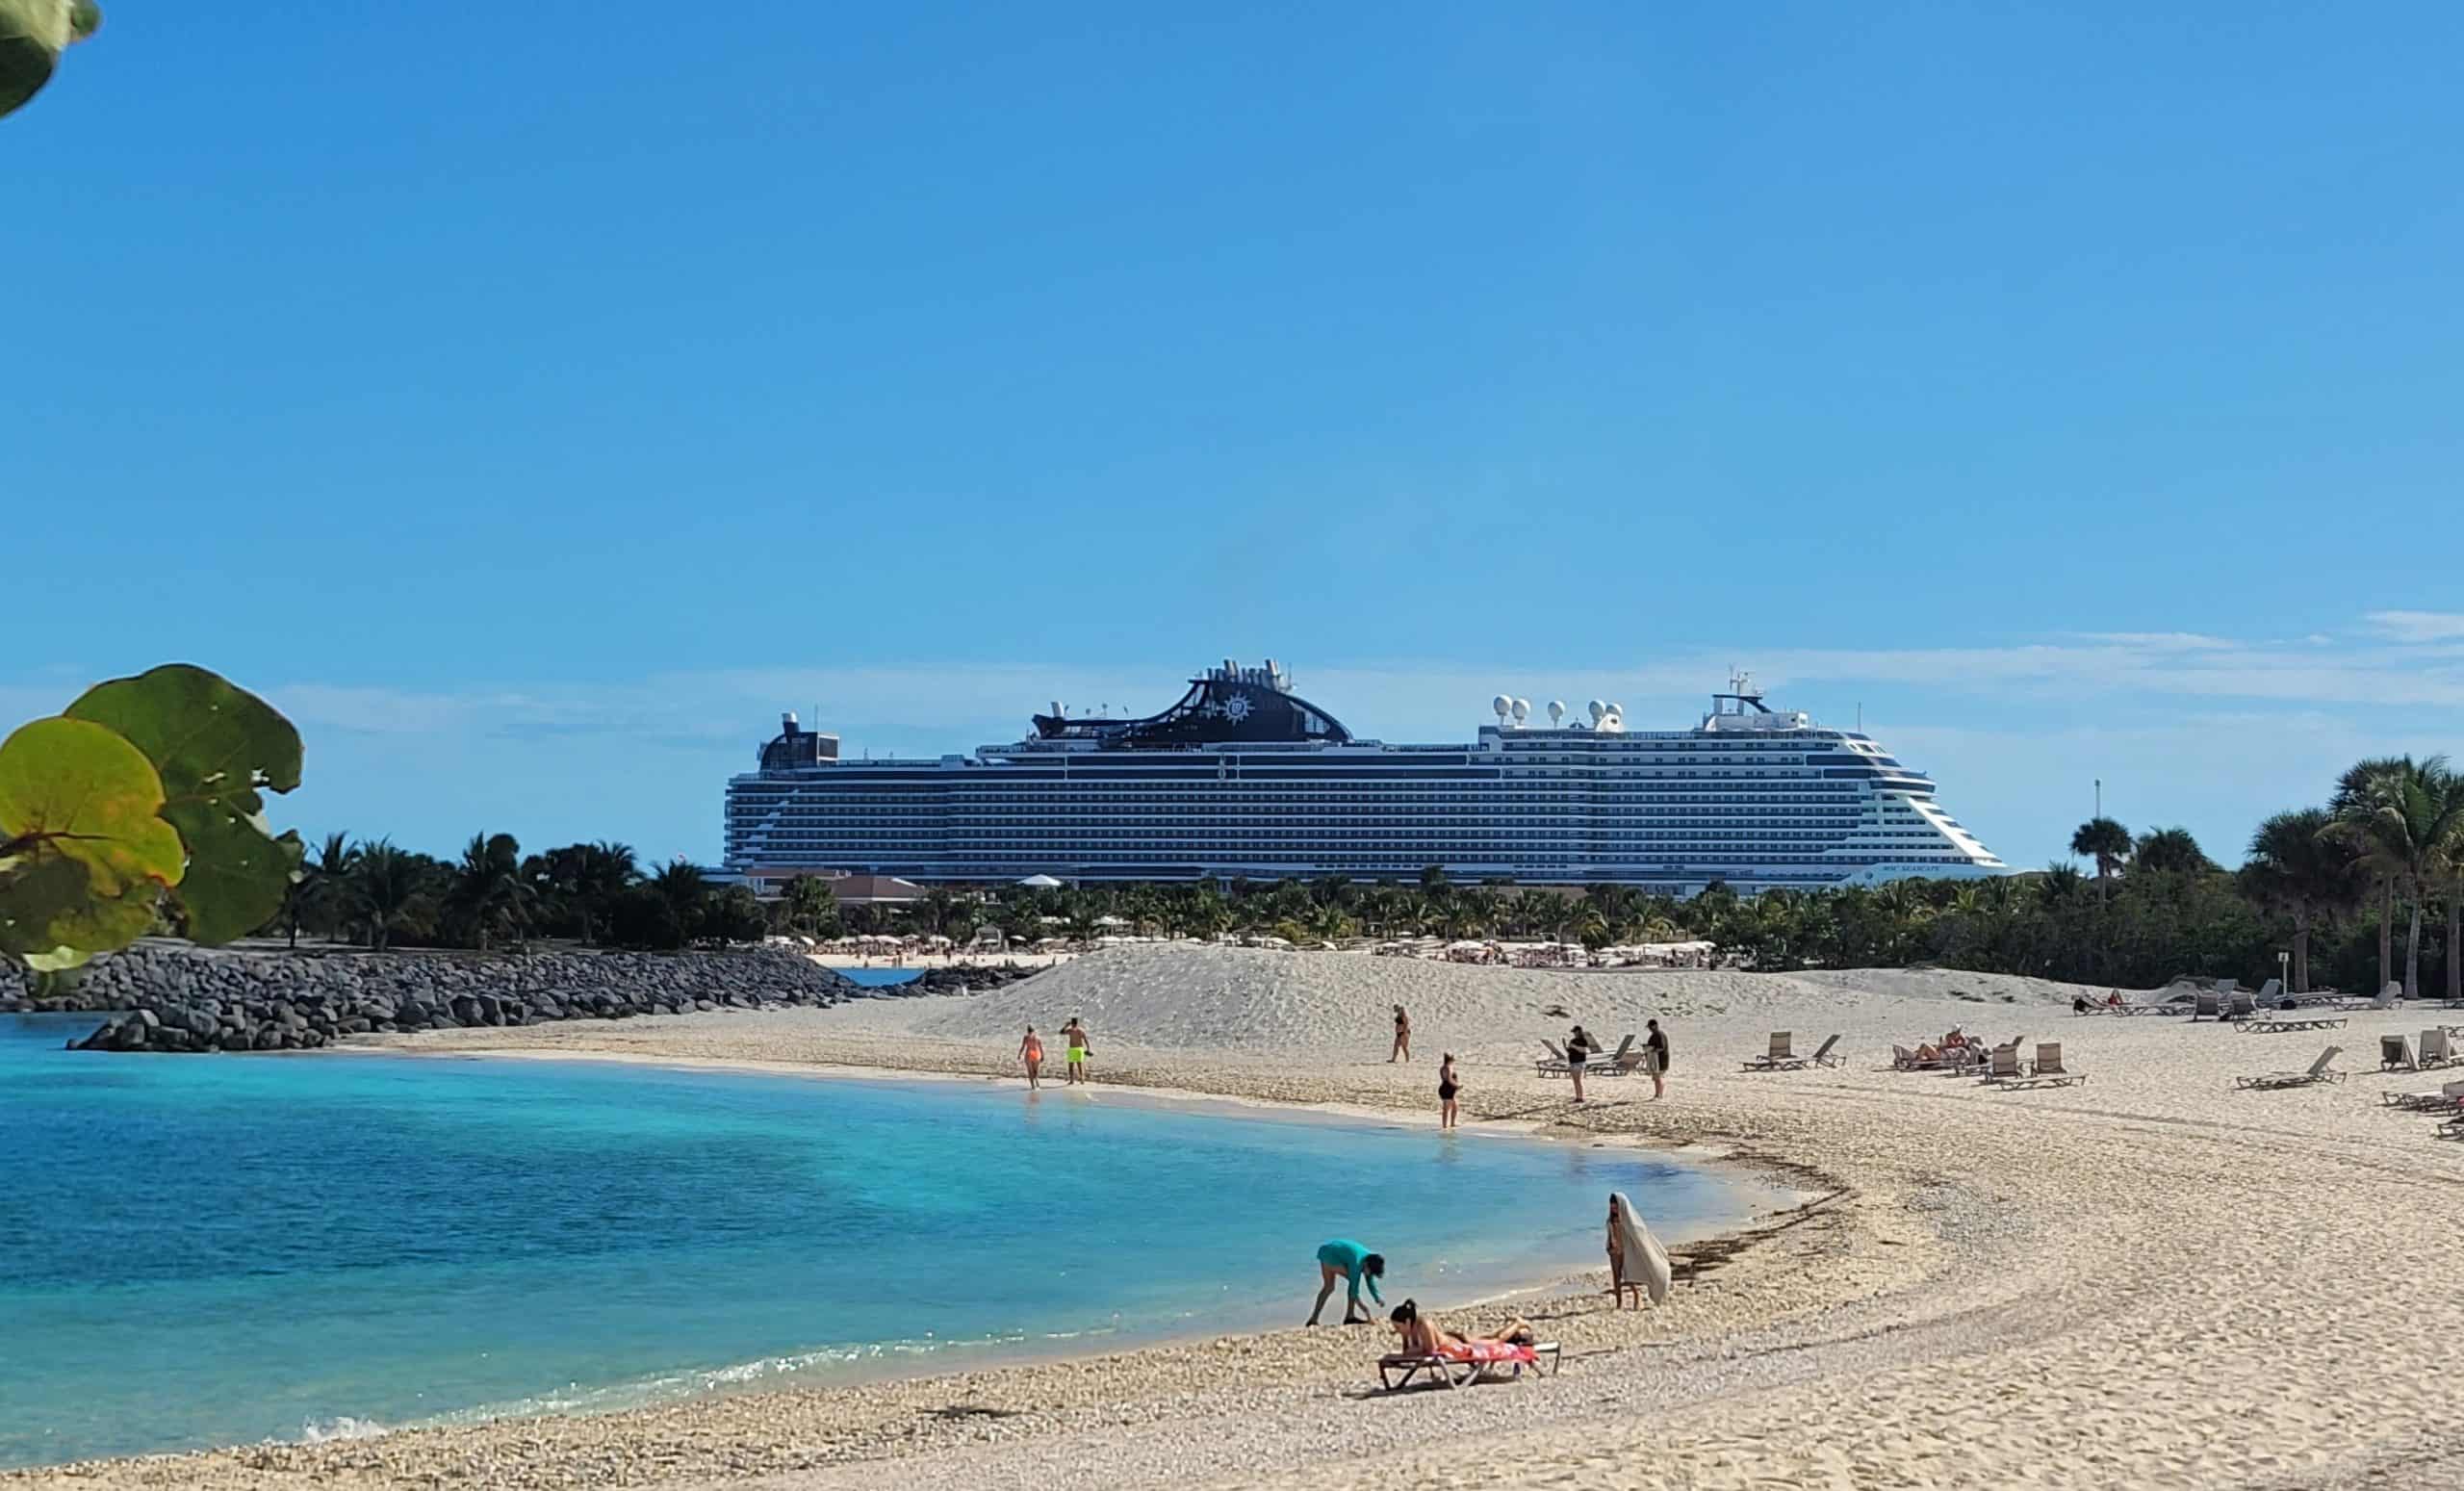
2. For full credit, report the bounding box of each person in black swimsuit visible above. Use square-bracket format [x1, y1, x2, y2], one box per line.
[1437, 1053, 1460, 1130]
[1391, 1005, 1411, 1063]
[1566, 1024, 1593, 1103]
[1644, 1018, 1670, 1100]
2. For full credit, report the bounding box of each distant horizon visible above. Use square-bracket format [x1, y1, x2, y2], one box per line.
[14, 619, 2457, 876]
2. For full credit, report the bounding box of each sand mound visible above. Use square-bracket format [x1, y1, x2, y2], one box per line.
[857, 946, 2124, 1055]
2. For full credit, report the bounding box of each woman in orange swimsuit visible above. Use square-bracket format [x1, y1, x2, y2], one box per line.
[1018, 1026, 1044, 1090]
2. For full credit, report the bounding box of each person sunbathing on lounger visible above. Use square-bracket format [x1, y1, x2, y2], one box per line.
[1387, 1299, 1534, 1356]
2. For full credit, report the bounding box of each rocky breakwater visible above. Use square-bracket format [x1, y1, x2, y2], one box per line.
[892, 963, 1041, 996]
[15, 944, 866, 1054]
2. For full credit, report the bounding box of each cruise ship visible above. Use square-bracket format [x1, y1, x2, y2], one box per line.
[723, 661, 2006, 895]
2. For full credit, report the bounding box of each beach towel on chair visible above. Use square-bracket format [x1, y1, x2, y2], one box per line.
[1438, 1338, 1538, 1367]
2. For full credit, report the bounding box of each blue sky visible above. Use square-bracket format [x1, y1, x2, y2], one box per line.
[11, 3, 2461, 871]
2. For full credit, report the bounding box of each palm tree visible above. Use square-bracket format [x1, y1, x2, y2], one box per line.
[2132, 827, 2213, 877]
[918, 886, 967, 938]
[2038, 862, 2085, 904]
[1566, 904, 1612, 952]
[348, 839, 430, 952]
[2332, 758, 2412, 993]
[445, 832, 529, 950]
[2241, 809, 2357, 992]
[2437, 842, 2464, 1007]
[780, 874, 837, 938]
[279, 831, 359, 948]
[1305, 903, 1353, 944]
[2329, 757, 2464, 998]
[651, 860, 710, 941]
[2069, 817, 2133, 883]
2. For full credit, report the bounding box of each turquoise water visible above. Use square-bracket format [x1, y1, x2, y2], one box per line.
[837, 968, 921, 987]
[0, 1012, 1741, 1468]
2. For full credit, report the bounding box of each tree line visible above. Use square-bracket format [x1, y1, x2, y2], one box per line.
[274, 835, 768, 952]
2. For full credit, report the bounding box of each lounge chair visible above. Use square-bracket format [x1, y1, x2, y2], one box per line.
[2194, 992, 2221, 1022]
[2253, 978, 2284, 1009]
[1741, 1032, 1796, 1071]
[2223, 992, 2257, 1021]
[1979, 1044, 2026, 1083]
[2381, 1035, 2418, 1073]
[1992, 1041, 2086, 1091]
[1808, 1033, 1844, 1068]
[2374, 981, 2401, 1010]
[2378, 1078, 2464, 1113]
[1593, 1035, 1639, 1076]
[2235, 1045, 2346, 1091]
[1378, 1337, 1562, 1391]
[2420, 1029, 2457, 1069]
[1535, 1040, 1570, 1078]
[2022, 1041, 2086, 1088]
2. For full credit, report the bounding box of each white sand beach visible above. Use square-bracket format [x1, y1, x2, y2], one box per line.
[15, 945, 2464, 1491]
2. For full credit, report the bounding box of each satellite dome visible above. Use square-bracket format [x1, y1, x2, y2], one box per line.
[1510, 698, 1530, 722]
[1491, 694, 1511, 718]
[1547, 700, 1566, 726]
[1587, 699, 1607, 723]
[1606, 702, 1624, 718]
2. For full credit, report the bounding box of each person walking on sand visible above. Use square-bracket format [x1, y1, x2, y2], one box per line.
[1566, 1024, 1594, 1103]
[1307, 1239, 1386, 1325]
[1063, 1016, 1093, 1084]
[1644, 1017, 1670, 1100]
[1437, 1053, 1460, 1130]
[1018, 1026, 1044, 1090]
[1390, 1005, 1412, 1063]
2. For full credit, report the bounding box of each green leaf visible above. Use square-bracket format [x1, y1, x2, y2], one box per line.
[0, 855, 158, 971]
[67, 664, 304, 948]
[0, 717, 186, 896]
[68, 663, 302, 808]
[0, 0, 90, 118]
[167, 808, 302, 945]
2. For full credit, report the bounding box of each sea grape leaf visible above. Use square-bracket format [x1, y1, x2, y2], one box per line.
[0, 0, 99, 119]
[67, 663, 302, 808]
[167, 809, 303, 945]
[0, 852, 159, 971]
[0, 717, 185, 896]
[67, 664, 303, 946]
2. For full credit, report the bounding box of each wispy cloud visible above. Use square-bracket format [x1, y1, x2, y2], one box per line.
[2366, 610, 2464, 644]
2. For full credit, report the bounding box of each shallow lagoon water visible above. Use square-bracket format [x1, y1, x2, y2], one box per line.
[0, 1012, 1748, 1467]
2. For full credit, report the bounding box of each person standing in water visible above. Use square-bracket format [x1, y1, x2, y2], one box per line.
[1307, 1239, 1386, 1325]
[1063, 1016, 1093, 1084]
[1390, 1005, 1412, 1063]
[1018, 1026, 1043, 1090]
[1644, 1017, 1670, 1100]
[1437, 1053, 1460, 1130]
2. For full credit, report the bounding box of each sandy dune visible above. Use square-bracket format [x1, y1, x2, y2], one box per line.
[14, 946, 2464, 1491]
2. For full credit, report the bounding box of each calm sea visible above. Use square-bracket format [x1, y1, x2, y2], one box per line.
[0, 1011, 1742, 1468]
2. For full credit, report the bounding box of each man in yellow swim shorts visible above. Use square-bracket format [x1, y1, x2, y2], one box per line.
[1062, 1016, 1093, 1084]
